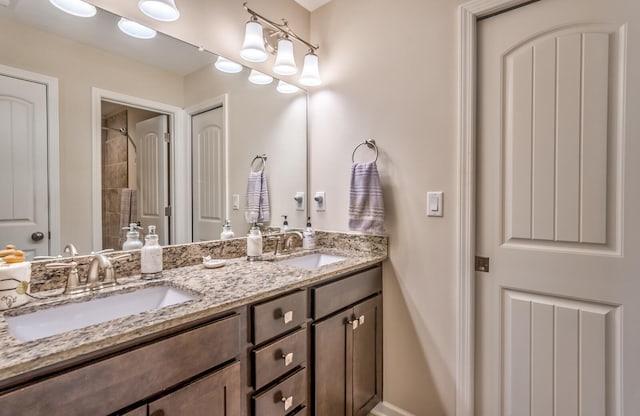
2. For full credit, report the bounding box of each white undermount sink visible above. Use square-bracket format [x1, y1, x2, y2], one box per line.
[5, 285, 197, 343]
[277, 253, 348, 270]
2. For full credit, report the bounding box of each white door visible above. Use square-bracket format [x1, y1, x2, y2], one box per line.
[476, 0, 639, 414]
[0, 74, 48, 259]
[136, 115, 169, 245]
[191, 106, 225, 241]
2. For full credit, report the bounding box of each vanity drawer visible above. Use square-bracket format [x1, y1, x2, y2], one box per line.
[252, 290, 307, 345]
[253, 367, 307, 416]
[0, 314, 240, 416]
[253, 326, 307, 390]
[312, 266, 382, 319]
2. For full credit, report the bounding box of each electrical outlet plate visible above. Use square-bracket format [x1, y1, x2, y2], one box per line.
[294, 192, 305, 211]
[314, 191, 326, 211]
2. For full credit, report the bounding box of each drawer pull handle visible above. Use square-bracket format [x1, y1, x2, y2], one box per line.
[359, 315, 365, 325]
[347, 316, 358, 330]
[283, 310, 293, 324]
[281, 395, 294, 411]
[282, 352, 294, 366]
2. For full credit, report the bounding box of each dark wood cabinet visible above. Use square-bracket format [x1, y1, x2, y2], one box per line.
[148, 361, 241, 416]
[0, 313, 242, 416]
[311, 267, 382, 416]
[250, 290, 309, 416]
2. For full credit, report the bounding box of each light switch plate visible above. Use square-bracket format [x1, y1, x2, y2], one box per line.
[427, 191, 443, 217]
[232, 194, 240, 210]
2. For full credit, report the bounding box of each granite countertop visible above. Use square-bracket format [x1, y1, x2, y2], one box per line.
[0, 248, 385, 384]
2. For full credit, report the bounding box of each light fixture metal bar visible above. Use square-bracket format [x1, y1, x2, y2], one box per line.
[243, 2, 319, 52]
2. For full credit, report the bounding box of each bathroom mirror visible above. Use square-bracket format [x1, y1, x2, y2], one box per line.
[0, 0, 307, 256]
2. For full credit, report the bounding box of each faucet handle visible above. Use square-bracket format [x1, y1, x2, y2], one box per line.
[102, 253, 133, 285]
[267, 236, 282, 256]
[46, 261, 82, 295]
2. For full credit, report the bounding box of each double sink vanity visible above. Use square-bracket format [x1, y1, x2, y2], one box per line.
[0, 231, 386, 416]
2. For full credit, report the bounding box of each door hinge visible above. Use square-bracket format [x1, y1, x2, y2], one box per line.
[164, 132, 171, 143]
[164, 206, 172, 217]
[475, 256, 490, 272]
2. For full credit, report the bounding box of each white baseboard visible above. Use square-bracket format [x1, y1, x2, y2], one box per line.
[371, 401, 415, 416]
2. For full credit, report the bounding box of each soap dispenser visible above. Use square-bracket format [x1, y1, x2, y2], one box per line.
[220, 219, 235, 240]
[281, 215, 289, 232]
[247, 222, 263, 261]
[141, 225, 163, 279]
[122, 223, 143, 250]
[303, 217, 316, 250]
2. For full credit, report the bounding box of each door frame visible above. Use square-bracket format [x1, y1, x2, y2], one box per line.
[184, 94, 228, 244]
[0, 63, 60, 256]
[91, 88, 186, 250]
[456, 1, 534, 415]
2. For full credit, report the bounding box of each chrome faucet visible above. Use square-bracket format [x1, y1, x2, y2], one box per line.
[281, 231, 304, 252]
[63, 243, 79, 257]
[46, 253, 132, 295]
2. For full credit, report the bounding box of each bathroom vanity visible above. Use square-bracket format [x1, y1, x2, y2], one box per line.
[0, 235, 385, 416]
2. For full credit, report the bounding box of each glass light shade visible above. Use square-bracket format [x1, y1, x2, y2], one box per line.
[49, 0, 96, 17]
[248, 70, 273, 85]
[118, 18, 157, 39]
[240, 21, 268, 62]
[214, 56, 243, 74]
[299, 52, 321, 86]
[138, 0, 180, 22]
[273, 38, 297, 75]
[276, 80, 300, 94]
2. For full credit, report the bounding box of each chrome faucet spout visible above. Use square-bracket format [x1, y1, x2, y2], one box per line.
[63, 243, 78, 257]
[281, 231, 304, 251]
[87, 254, 112, 284]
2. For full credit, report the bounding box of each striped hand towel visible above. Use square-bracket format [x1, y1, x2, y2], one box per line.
[348, 161, 385, 233]
[245, 171, 270, 223]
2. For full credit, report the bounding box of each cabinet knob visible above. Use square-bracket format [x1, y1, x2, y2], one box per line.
[282, 352, 294, 366]
[359, 315, 365, 325]
[281, 395, 293, 411]
[347, 316, 359, 330]
[282, 310, 293, 324]
[150, 410, 165, 416]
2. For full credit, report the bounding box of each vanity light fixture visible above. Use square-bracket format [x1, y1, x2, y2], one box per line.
[276, 80, 300, 94]
[138, 0, 180, 22]
[49, 0, 97, 18]
[118, 18, 157, 39]
[214, 56, 243, 74]
[240, 18, 269, 62]
[248, 70, 274, 85]
[241, 2, 321, 85]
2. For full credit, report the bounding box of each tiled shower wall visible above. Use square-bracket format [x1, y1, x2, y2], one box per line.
[102, 111, 128, 250]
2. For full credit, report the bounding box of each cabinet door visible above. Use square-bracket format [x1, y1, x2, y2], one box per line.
[352, 295, 382, 416]
[312, 308, 352, 416]
[148, 361, 241, 416]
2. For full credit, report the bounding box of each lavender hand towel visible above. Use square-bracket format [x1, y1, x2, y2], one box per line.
[348, 161, 385, 233]
[245, 171, 270, 222]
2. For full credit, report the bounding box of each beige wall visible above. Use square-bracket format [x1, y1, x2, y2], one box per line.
[0, 17, 184, 253]
[309, 0, 465, 414]
[184, 65, 307, 234]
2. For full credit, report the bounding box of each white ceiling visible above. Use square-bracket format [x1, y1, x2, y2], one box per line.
[293, 0, 333, 12]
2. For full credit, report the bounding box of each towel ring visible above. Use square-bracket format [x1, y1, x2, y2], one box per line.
[250, 154, 267, 173]
[351, 139, 378, 163]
